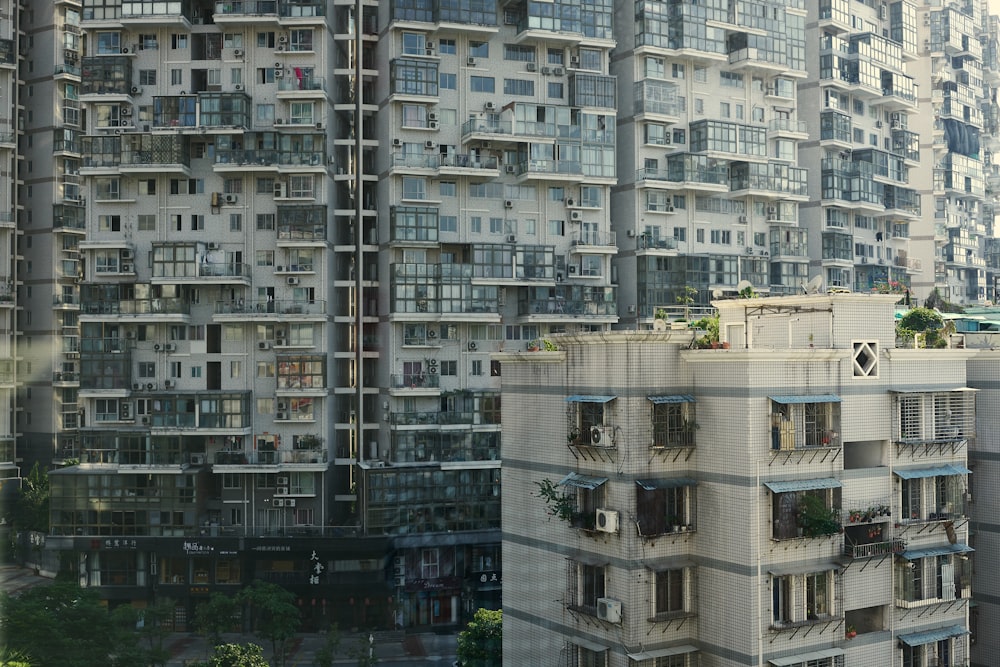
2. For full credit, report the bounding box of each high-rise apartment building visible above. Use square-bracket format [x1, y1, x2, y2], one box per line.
[23, 0, 1000, 637]
[501, 293, 975, 666]
[0, 0, 20, 494]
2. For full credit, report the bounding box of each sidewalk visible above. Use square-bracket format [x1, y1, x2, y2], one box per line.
[166, 630, 458, 665]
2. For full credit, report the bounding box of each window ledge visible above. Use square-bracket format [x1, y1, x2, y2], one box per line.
[648, 611, 696, 623]
[770, 615, 839, 631]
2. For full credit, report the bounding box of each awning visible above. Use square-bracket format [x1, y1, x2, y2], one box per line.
[769, 394, 841, 404]
[565, 395, 616, 403]
[648, 395, 695, 404]
[558, 472, 608, 490]
[763, 478, 842, 493]
[894, 464, 972, 479]
[636, 478, 697, 490]
[890, 387, 977, 394]
[768, 648, 844, 666]
[901, 543, 973, 560]
[627, 645, 698, 661]
[569, 636, 608, 653]
[898, 624, 968, 647]
[642, 556, 695, 572]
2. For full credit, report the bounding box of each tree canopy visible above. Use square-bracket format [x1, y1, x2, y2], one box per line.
[456, 608, 502, 667]
[238, 580, 300, 666]
[187, 643, 269, 667]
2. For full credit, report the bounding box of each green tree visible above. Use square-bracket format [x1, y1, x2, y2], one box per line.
[0, 647, 33, 667]
[0, 582, 130, 667]
[312, 623, 341, 667]
[194, 593, 239, 656]
[238, 580, 300, 666]
[132, 597, 175, 667]
[187, 643, 269, 667]
[897, 307, 949, 348]
[456, 608, 502, 667]
[9, 463, 49, 541]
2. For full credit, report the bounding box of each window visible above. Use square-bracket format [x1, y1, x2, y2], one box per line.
[470, 76, 495, 93]
[440, 73, 456, 89]
[651, 398, 696, 448]
[469, 41, 489, 58]
[644, 56, 665, 78]
[770, 486, 841, 540]
[672, 63, 685, 79]
[654, 568, 687, 617]
[771, 571, 835, 628]
[547, 82, 564, 98]
[770, 398, 841, 450]
[504, 44, 535, 62]
[440, 360, 457, 376]
[439, 39, 456, 55]
[503, 79, 534, 96]
[636, 480, 695, 536]
[401, 177, 426, 200]
[139, 69, 156, 85]
[471, 360, 483, 376]
[574, 562, 606, 612]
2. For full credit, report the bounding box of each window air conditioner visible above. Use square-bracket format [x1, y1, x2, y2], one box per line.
[595, 509, 619, 533]
[590, 425, 611, 445]
[596, 598, 622, 623]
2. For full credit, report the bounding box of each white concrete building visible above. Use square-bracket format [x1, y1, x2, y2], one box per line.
[501, 293, 974, 667]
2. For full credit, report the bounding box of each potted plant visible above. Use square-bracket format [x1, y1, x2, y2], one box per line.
[846, 625, 857, 639]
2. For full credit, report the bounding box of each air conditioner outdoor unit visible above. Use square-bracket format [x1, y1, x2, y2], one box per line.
[590, 425, 611, 446]
[570, 211, 582, 221]
[569, 265, 577, 274]
[287, 276, 300, 285]
[506, 234, 517, 243]
[153, 343, 162, 351]
[164, 380, 175, 389]
[426, 41, 435, 50]
[275, 338, 286, 346]
[234, 49, 244, 57]
[467, 57, 477, 66]
[392, 138, 402, 147]
[428, 112, 439, 121]
[505, 165, 516, 174]
[278, 35, 288, 43]
[274, 498, 285, 507]
[767, 206, 777, 214]
[141, 416, 150, 425]
[276, 486, 288, 496]
[234, 83, 244, 91]
[424, 140, 436, 149]
[738, 215, 748, 224]
[875, 121, 883, 128]
[208, 241, 220, 250]
[665, 204, 675, 213]
[526, 62, 537, 71]
[484, 101, 496, 111]
[122, 263, 134, 272]
[541, 66, 552, 75]
[286, 499, 296, 507]
[121, 47, 130, 54]
[165, 343, 177, 352]
[274, 68, 284, 77]
[597, 598, 622, 623]
[274, 182, 286, 197]
[120, 403, 133, 420]
[190, 454, 204, 465]
[122, 249, 134, 260]
[121, 106, 132, 116]
[133, 383, 142, 390]
[746, 246, 754, 254]
[277, 401, 288, 411]
[277, 411, 288, 420]
[146, 382, 156, 390]
[569, 56, 580, 66]
[225, 194, 237, 203]
[565, 198, 576, 207]
[596, 509, 619, 533]
[429, 121, 439, 129]
[504, 199, 513, 208]
[427, 329, 438, 338]
[468, 341, 478, 351]
[553, 67, 564, 76]
[277, 476, 289, 485]
[258, 341, 271, 350]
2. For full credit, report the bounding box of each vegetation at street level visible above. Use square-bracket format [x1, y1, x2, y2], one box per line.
[0, 581, 144, 667]
[455, 608, 502, 667]
[194, 593, 240, 657]
[239, 580, 301, 667]
[9, 463, 49, 534]
[186, 643, 270, 667]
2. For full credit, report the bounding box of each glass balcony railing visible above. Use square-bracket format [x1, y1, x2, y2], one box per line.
[390, 373, 441, 389]
[214, 0, 277, 15]
[214, 299, 326, 315]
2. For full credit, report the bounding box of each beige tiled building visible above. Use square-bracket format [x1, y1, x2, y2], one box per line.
[501, 293, 974, 666]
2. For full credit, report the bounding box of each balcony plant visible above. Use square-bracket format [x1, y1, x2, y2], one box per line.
[692, 313, 720, 348]
[535, 478, 576, 524]
[797, 494, 841, 537]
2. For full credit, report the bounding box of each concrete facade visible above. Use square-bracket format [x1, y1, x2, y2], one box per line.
[501, 294, 974, 667]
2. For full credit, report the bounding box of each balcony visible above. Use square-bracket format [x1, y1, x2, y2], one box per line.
[390, 373, 441, 390]
[213, 448, 327, 467]
[213, 299, 326, 319]
[570, 231, 616, 249]
[276, 75, 327, 97]
[213, 0, 278, 21]
[80, 297, 190, 318]
[120, 0, 192, 27]
[438, 153, 500, 177]
[843, 538, 905, 559]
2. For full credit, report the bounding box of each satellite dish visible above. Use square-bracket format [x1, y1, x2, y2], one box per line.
[653, 318, 668, 331]
[736, 280, 753, 293]
[804, 275, 825, 294]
